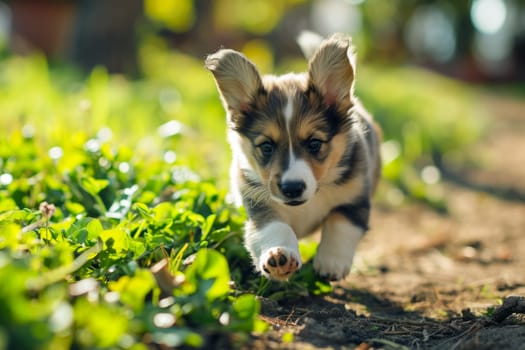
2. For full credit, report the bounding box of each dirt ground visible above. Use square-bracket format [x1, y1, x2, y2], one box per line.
[248, 93, 525, 349]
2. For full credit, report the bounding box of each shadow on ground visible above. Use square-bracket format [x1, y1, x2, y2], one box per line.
[255, 284, 525, 350]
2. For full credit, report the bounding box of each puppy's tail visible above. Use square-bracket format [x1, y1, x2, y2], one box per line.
[296, 30, 324, 59]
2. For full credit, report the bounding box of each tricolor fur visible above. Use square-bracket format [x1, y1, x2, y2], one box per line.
[206, 34, 381, 281]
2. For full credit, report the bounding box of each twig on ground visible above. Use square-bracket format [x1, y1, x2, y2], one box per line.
[150, 258, 184, 296]
[367, 338, 411, 350]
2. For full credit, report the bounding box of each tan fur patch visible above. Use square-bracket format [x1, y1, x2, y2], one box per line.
[310, 133, 348, 182]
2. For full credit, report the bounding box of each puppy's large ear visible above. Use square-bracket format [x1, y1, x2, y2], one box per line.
[307, 34, 356, 113]
[205, 49, 263, 113]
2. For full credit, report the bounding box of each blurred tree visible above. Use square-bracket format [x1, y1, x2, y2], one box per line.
[4, 0, 524, 80]
[5, 0, 143, 73]
[8, 0, 76, 58]
[70, 0, 143, 74]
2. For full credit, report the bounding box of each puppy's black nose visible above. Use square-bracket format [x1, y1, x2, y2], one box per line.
[279, 181, 306, 199]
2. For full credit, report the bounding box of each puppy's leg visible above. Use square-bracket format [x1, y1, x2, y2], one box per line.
[314, 199, 369, 280]
[245, 221, 302, 281]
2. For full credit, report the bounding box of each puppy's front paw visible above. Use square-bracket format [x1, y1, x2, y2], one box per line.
[313, 252, 353, 281]
[260, 247, 301, 281]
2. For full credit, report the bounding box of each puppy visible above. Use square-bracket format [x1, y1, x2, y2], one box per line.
[205, 34, 381, 281]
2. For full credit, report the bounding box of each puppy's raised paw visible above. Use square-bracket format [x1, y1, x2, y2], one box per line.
[260, 247, 301, 281]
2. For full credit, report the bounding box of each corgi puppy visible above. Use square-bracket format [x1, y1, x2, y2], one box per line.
[205, 34, 381, 281]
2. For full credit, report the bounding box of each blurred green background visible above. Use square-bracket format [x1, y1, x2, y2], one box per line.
[0, 0, 523, 208]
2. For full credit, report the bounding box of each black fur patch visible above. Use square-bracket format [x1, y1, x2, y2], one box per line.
[303, 87, 350, 138]
[232, 88, 285, 138]
[279, 144, 291, 174]
[335, 141, 361, 185]
[333, 197, 370, 231]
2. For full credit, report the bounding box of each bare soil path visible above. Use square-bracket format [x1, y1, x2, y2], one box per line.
[250, 92, 525, 349]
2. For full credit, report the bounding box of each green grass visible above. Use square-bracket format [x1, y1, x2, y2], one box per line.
[357, 65, 486, 210]
[0, 48, 486, 349]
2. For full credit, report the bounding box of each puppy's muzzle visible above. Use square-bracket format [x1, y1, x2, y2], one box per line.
[278, 181, 306, 205]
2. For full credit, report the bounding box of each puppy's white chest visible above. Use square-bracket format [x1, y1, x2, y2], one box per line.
[276, 190, 336, 238]
[277, 177, 364, 238]
[281, 206, 324, 238]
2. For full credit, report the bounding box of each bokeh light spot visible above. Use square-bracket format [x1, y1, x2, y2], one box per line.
[0, 173, 13, 186]
[48, 146, 63, 160]
[421, 165, 441, 185]
[471, 0, 507, 34]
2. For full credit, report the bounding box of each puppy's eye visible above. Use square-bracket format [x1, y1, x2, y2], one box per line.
[306, 139, 323, 154]
[258, 142, 275, 157]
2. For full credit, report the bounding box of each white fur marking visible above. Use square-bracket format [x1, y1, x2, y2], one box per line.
[244, 221, 298, 265]
[313, 219, 364, 280]
[284, 95, 295, 163]
[284, 96, 294, 127]
[282, 159, 317, 201]
[281, 94, 318, 202]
